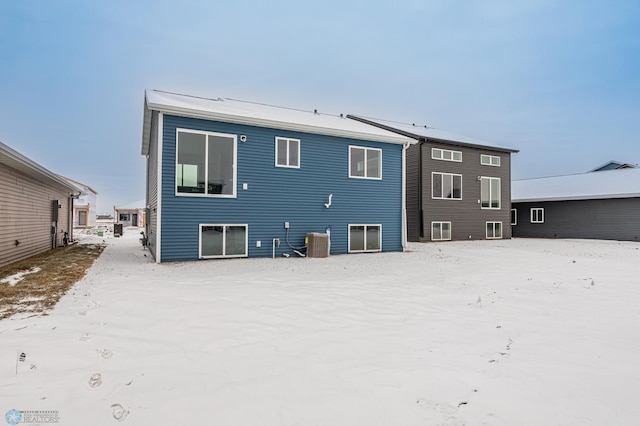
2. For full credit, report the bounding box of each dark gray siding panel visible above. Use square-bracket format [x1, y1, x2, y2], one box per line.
[420, 142, 512, 241]
[159, 115, 404, 261]
[512, 198, 640, 241]
[405, 144, 420, 242]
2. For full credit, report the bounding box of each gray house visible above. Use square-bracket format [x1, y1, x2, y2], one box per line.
[512, 168, 640, 241]
[348, 116, 519, 242]
[0, 141, 81, 267]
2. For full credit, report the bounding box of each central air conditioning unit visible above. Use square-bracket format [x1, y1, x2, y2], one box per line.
[306, 233, 329, 258]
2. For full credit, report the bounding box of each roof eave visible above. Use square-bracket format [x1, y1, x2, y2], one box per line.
[141, 95, 152, 156]
[513, 193, 640, 203]
[347, 114, 518, 153]
[0, 141, 82, 194]
[146, 101, 414, 145]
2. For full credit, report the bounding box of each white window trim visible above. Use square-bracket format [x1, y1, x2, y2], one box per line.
[431, 221, 452, 241]
[199, 224, 248, 259]
[431, 172, 463, 200]
[175, 128, 237, 199]
[432, 148, 462, 162]
[511, 209, 517, 226]
[530, 208, 545, 223]
[348, 146, 383, 180]
[486, 221, 503, 239]
[481, 154, 501, 167]
[480, 176, 501, 210]
[348, 224, 382, 253]
[275, 137, 301, 169]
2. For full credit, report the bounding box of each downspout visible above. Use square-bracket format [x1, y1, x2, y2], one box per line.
[402, 141, 410, 251]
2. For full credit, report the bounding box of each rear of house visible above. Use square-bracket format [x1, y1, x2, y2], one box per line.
[61, 176, 98, 229]
[141, 90, 413, 262]
[348, 117, 518, 242]
[115, 202, 146, 228]
[512, 168, 640, 241]
[0, 141, 81, 267]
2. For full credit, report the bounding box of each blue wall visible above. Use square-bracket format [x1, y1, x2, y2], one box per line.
[159, 114, 403, 261]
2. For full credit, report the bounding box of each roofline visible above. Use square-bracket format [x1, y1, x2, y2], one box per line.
[142, 91, 414, 149]
[513, 193, 640, 203]
[58, 175, 97, 195]
[347, 115, 519, 153]
[588, 160, 638, 172]
[0, 141, 83, 194]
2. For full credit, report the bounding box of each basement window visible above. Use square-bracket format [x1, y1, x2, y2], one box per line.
[431, 222, 451, 241]
[349, 224, 381, 252]
[199, 224, 248, 258]
[486, 222, 503, 239]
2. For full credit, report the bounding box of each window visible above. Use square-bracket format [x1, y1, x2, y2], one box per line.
[531, 208, 544, 223]
[486, 222, 503, 239]
[349, 146, 381, 179]
[119, 213, 130, 221]
[481, 154, 501, 167]
[200, 224, 248, 258]
[275, 137, 300, 168]
[511, 209, 517, 226]
[480, 177, 501, 209]
[431, 222, 451, 241]
[78, 210, 87, 226]
[432, 148, 462, 162]
[432, 172, 462, 199]
[349, 225, 381, 252]
[176, 129, 236, 197]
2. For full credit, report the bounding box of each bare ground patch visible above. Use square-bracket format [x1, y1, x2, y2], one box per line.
[0, 243, 105, 319]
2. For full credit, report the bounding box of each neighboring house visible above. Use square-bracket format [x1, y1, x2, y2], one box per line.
[141, 90, 414, 262]
[589, 160, 638, 172]
[115, 201, 146, 227]
[60, 176, 98, 229]
[0, 141, 81, 267]
[347, 116, 519, 242]
[512, 168, 640, 241]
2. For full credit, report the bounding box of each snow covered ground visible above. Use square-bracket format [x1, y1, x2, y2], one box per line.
[1, 231, 639, 425]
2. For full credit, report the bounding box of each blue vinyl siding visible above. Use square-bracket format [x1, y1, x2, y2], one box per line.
[159, 115, 403, 261]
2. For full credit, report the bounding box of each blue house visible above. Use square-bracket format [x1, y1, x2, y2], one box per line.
[141, 90, 414, 262]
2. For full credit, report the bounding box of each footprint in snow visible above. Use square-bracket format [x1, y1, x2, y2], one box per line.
[88, 373, 102, 389]
[111, 404, 130, 422]
[79, 332, 90, 341]
[98, 349, 113, 359]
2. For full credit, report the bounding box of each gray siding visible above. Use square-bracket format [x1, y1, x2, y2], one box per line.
[405, 143, 421, 242]
[145, 111, 159, 259]
[0, 165, 73, 267]
[407, 142, 513, 241]
[512, 198, 640, 241]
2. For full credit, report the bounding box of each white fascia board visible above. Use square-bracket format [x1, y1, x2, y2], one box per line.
[513, 193, 640, 203]
[146, 102, 414, 146]
[142, 98, 152, 155]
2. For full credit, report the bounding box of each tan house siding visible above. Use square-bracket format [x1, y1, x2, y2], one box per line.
[0, 164, 73, 267]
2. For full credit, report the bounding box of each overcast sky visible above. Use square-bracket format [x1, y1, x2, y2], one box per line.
[1, 0, 638, 214]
